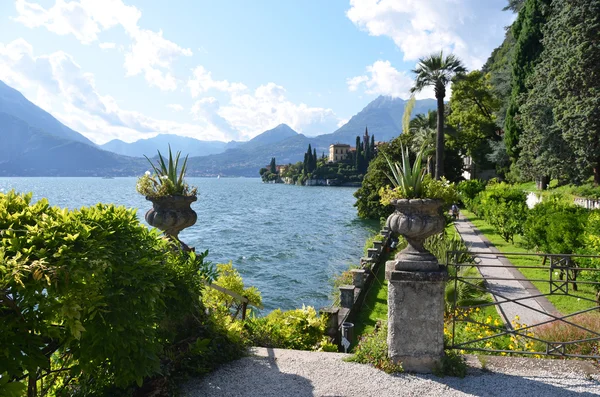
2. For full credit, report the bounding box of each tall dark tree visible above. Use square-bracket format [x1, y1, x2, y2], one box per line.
[503, 0, 551, 161]
[503, 0, 525, 12]
[519, 0, 600, 185]
[370, 135, 375, 158]
[313, 148, 317, 170]
[355, 136, 362, 171]
[411, 51, 466, 179]
[269, 157, 276, 174]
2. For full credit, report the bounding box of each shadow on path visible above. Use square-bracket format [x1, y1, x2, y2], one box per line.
[181, 348, 316, 397]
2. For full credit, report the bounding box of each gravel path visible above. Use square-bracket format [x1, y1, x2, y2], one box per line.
[181, 348, 600, 397]
[454, 217, 556, 327]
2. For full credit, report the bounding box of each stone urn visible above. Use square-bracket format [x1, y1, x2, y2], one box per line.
[145, 195, 197, 239]
[385, 198, 445, 273]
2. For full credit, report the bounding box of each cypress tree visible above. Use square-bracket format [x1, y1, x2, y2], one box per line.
[504, 0, 551, 161]
[355, 136, 362, 170]
[269, 157, 277, 174]
[370, 135, 375, 161]
[303, 153, 308, 173]
[363, 136, 370, 170]
[313, 148, 318, 170]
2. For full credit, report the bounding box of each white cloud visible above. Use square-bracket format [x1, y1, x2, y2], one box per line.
[124, 28, 192, 91]
[167, 103, 184, 112]
[0, 38, 342, 143]
[347, 75, 369, 92]
[99, 42, 116, 49]
[347, 60, 435, 99]
[346, 0, 511, 70]
[191, 97, 241, 140]
[219, 83, 340, 139]
[187, 66, 247, 97]
[13, 0, 192, 91]
[0, 38, 227, 144]
[14, 0, 140, 44]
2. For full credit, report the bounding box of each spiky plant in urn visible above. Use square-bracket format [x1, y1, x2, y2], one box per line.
[379, 144, 458, 272]
[137, 145, 198, 250]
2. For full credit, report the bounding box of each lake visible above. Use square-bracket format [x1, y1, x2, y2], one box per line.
[0, 177, 376, 312]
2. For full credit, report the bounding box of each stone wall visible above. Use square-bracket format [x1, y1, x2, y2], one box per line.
[320, 227, 392, 347]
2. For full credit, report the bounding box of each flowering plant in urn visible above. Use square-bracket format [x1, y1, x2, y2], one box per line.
[380, 145, 457, 271]
[137, 145, 198, 243]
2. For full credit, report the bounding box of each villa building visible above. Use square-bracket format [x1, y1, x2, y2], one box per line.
[329, 143, 352, 163]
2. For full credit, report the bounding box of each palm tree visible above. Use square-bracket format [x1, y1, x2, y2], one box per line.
[409, 112, 437, 176]
[411, 51, 466, 179]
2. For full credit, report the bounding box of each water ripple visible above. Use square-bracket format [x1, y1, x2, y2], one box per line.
[0, 177, 376, 312]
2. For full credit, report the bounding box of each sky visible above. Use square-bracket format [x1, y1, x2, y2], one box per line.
[0, 0, 514, 144]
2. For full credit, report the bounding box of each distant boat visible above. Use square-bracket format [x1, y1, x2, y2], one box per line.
[217, 175, 221, 179]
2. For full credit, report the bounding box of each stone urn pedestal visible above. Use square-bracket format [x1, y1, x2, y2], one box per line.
[145, 195, 197, 249]
[384, 198, 448, 373]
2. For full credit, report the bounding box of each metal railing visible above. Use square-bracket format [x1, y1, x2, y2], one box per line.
[445, 251, 600, 359]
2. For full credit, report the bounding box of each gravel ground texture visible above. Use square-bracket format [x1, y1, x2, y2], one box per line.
[181, 348, 600, 397]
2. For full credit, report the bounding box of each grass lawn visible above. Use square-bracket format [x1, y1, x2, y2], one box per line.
[352, 247, 391, 343]
[461, 209, 598, 315]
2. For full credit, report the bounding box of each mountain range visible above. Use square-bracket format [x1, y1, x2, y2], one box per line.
[0, 80, 436, 176]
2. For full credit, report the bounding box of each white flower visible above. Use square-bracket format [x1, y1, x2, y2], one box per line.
[145, 171, 151, 176]
[161, 175, 168, 180]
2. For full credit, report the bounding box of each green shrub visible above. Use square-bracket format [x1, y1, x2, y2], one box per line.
[523, 199, 589, 254]
[579, 210, 600, 289]
[245, 306, 327, 350]
[347, 323, 403, 373]
[477, 183, 528, 242]
[457, 179, 486, 209]
[0, 190, 239, 396]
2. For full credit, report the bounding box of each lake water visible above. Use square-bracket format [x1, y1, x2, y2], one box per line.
[0, 177, 376, 312]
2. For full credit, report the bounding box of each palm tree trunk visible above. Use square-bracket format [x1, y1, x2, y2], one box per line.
[435, 95, 445, 180]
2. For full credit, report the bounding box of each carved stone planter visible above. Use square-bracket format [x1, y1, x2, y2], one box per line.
[145, 195, 197, 239]
[385, 198, 445, 272]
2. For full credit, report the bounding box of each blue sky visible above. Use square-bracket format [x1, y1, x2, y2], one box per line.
[0, 0, 514, 144]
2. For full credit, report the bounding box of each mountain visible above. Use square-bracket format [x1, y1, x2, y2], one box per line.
[0, 80, 95, 146]
[0, 80, 438, 177]
[0, 113, 146, 176]
[240, 124, 299, 150]
[320, 96, 438, 144]
[100, 134, 237, 158]
[187, 133, 327, 177]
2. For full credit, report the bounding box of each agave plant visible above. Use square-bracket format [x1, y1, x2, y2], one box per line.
[383, 143, 427, 199]
[136, 145, 197, 197]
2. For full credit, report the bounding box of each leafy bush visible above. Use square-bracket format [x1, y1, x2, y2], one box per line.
[579, 210, 600, 289]
[0, 190, 239, 396]
[477, 183, 528, 242]
[523, 199, 589, 254]
[347, 323, 403, 373]
[457, 179, 486, 209]
[203, 262, 262, 321]
[245, 306, 327, 350]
